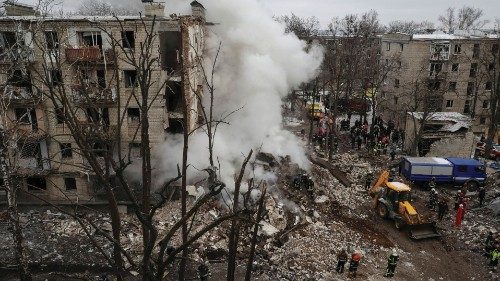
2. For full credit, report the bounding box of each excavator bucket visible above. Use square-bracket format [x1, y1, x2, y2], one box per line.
[408, 223, 441, 240]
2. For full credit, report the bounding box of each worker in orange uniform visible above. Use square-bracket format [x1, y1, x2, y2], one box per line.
[348, 251, 362, 278]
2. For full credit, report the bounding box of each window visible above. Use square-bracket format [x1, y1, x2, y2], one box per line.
[26, 177, 47, 190]
[454, 44, 461, 54]
[124, 70, 137, 88]
[394, 79, 400, 88]
[79, 31, 102, 48]
[121, 31, 135, 49]
[489, 63, 495, 71]
[463, 100, 471, 114]
[469, 63, 477, 77]
[93, 142, 109, 157]
[60, 143, 73, 158]
[393, 97, 398, 105]
[479, 117, 487, 125]
[55, 107, 64, 124]
[448, 82, 457, 91]
[127, 108, 140, 123]
[482, 100, 490, 109]
[473, 43, 480, 58]
[445, 100, 454, 108]
[485, 81, 492, 91]
[86, 108, 109, 125]
[20, 142, 40, 158]
[467, 82, 475, 96]
[44, 31, 59, 50]
[429, 81, 440, 90]
[385, 59, 389, 65]
[386, 42, 390, 51]
[429, 62, 442, 76]
[64, 178, 77, 191]
[397, 61, 402, 68]
[451, 63, 459, 72]
[97, 70, 106, 88]
[493, 44, 499, 54]
[399, 43, 404, 51]
[50, 69, 62, 86]
[129, 142, 141, 158]
[457, 165, 467, 172]
[15, 108, 36, 124]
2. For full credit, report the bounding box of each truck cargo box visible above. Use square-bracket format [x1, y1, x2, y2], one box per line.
[401, 157, 453, 183]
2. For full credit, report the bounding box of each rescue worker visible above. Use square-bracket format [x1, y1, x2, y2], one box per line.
[437, 197, 449, 221]
[365, 173, 374, 190]
[389, 149, 396, 161]
[489, 245, 499, 269]
[428, 177, 436, 190]
[384, 251, 399, 277]
[333, 137, 339, 154]
[454, 191, 463, 210]
[348, 251, 362, 278]
[336, 249, 348, 273]
[197, 262, 210, 281]
[478, 186, 486, 207]
[455, 203, 464, 227]
[428, 188, 438, 210]
[306, 175, 314, 197]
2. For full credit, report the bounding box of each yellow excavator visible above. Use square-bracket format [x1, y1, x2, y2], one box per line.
[368, 171, 440, 240]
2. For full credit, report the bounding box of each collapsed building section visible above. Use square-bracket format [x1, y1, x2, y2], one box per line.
[0, 2, 207, 204]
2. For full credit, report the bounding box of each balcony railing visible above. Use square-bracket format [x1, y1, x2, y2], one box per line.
[1, 85, 41, 106]
[71, 84, 116, 105]
[65, 47, 115, 64]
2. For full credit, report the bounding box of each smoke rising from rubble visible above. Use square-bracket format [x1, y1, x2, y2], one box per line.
[158, 0, 323, 189]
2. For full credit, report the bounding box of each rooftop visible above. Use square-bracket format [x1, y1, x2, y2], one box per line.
[446, 157, 483, 166]
[408, 112, 471, 132]
[412, 29, 499, 40]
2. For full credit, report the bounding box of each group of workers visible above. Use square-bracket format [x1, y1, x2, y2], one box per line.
[336, 249, 399, 278]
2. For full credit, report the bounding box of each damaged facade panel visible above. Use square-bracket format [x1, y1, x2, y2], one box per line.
[0, 9, 206, 204]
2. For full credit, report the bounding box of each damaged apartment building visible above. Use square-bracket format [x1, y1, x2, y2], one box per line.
[378, 30, 500, 147]
[0, 1, 207, 204]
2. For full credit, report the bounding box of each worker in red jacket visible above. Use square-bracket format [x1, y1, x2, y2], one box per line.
[348, 251, 362, 278]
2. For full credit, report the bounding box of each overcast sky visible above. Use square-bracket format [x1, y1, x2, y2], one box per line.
[21, 0, 500, 28]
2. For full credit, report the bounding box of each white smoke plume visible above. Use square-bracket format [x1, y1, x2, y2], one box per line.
[158, 0, 323, 188]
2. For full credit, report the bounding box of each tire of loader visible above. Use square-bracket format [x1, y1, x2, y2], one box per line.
[394, 219, 405, 230]
[377, 204, 389, 219]
[465, 180, 479, 192]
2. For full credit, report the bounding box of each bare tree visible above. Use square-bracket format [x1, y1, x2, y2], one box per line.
[386, 20, 435, 34]
[439, 6, 488, 33]
[275, 13, 320, 39]
[75, 0, 143, 16]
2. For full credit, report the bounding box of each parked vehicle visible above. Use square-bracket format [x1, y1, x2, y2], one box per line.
[400, 157, 486, 191]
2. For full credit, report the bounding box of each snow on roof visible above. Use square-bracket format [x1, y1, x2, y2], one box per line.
[0, 15, 177, 22]
[409, 112, 471, 132]
[446, 157, 482, 166]
[412, 29, 499, 40]
[405, 157, 453, 166]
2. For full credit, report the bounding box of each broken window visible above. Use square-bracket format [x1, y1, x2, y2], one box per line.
[97, 69, 106, 88]
[454, 44, 461, 54]
[394, 79, 400, 88]
[429, 62, 443, 76]
[492, 44, 499, 54]
[451, 63, 459, 72]
[93, 142, 110, 157]
[86, 108, 109, 125]
[8, 69, 32, 89]
[20, 142, 41, 158]
[448, 82, 457, 91]
[26, 177, 47, 191]
[79, 31, 102, 48]
[467, 82, 475, 96]
[385, 42, 390, 51]
[430, 43, 450, 60]
[50, 69, 63, 86]
[472, 43, 480, 58]
[129, 142, 141, 158]
[14, 108, 36, 125]
[463, 100, 471, 114]
[485, 81, 492, 91]
[44, 31, 59, 50]
[166, 118, 183, 134]
[55, 107, 64, 124]
[124, 70, 137, 88]
[121, 31, 135, 49]
[469, 63, 477, 77]
[399, 43, 403, 52]
[60, 143, 73, 158]
[64, 178, 77, 191]
[428, 81, 440, 91]
[165, 82, 182, 111]
[159, 31, 181, 71]
[0, 32, 18, 59]
[479, 117, 487, 125]
[489, 63, 495, 71]
[127, 108, 140, 123]
[482, 100, 490, 109]
[445, 100, 454, 108]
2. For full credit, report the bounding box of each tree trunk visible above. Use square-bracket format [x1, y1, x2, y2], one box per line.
[1, 143, 31, 281]
[244, 187, 266, 281]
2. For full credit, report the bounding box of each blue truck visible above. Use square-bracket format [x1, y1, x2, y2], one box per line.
[400, 157, 487, 190]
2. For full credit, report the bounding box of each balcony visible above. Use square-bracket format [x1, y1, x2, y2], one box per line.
[65, 47, 115, 64]
[71, 84, 116, 105]
[1, 85, 41, 106]
[79, 122, 117, 140]
[16, 124, 48, 141]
